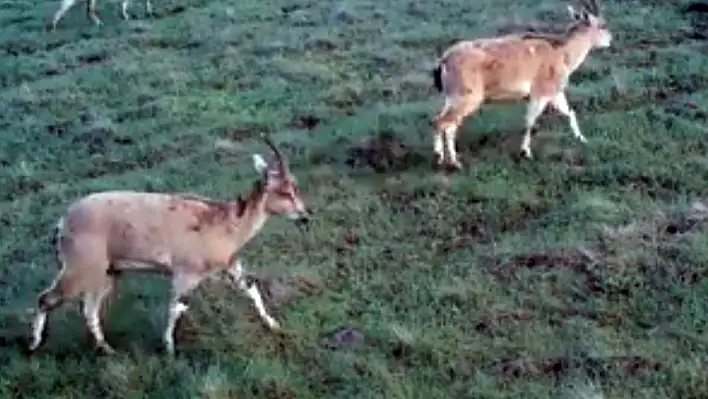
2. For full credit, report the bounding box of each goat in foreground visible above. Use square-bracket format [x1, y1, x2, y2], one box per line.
[430, 0, 612, 170]
[28, 136, 312, 355]
[50, 0, 152, 31]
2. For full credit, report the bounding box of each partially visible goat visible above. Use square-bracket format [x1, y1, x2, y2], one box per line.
[431, 0, 612, 169]
[28, 135, 312, 355]
[50, 0, 152, 31]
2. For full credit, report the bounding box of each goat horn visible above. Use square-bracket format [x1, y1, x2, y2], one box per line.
[260, 133, 287, 172]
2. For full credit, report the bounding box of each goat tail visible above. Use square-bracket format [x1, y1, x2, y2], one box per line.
[432, 62, 445, 93]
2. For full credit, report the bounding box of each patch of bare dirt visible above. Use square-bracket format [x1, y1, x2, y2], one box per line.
[304, 37, 340, 53]
[245, 273, 324, 308]
[211, 125, 267, 142]
[289, 113, 322, 130]
[161, 5, 187, 16]
[1, 176, 46, 201]
[83, 135, 201, 179]
[662, 98, 708, 121]
[378, 187, 438, 214]
[44, 120, 73, 138]
[345, 130, 427, 173]
[388, 337, 441, 368]
[77, 52, 109, 66]
[431, 213, 495, 251]
[474, 303, 627, 333]
[614, 172, 681, 199]
[250, 380, 297, 399]
[546, 147, 586, 171]
[73, 115, 134, 155]
[474, 309, 536, 332]
[497, 249, 595, 275]
[487, 201, 708, 300]
[486, 248, 634, 299]
[601, 200, 708, 244]
[321, 327, 366, 349]
[460, 125, 577, 163]
[488, 355, 663, 379]
[332, 228, 361, 259]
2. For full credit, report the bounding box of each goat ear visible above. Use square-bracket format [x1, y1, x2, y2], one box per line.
[567, 5, 582, 20]
[252, 154, 269, 174]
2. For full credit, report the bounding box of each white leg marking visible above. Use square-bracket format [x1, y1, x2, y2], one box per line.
[145, 0, 153, 15]
[552, 92, 586, 143]
[88, 0, 103, 26]
[433, 133, 444, 164]
[226, 260, 280, 330]
[83, 286, 115, 354]
[522, 97, 551, 159]
[243, 283, 280, 330]
[29, 311, 47, 351]
[443, 125, 462, 169]
[164, 272, 202, 355]
[52, 0, 76, 30]
[163, 302, 188, 355]
[121, 0, 131, 20]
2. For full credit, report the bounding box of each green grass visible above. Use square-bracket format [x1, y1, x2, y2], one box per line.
[1, 0, 708, 397]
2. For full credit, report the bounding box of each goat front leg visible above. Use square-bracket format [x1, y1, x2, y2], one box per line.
[164, 272, 202, 355]
[225, 260, 280, 330]
[552, 92, 587, 143]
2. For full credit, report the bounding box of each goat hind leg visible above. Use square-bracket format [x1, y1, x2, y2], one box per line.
[163, 273, 202, 355]
[121, 0, 131, 20]
[51, 0, 77, 31]
[433, 96, 483, 170]
[87, 0, 103, 26]
[521, 97, 551, 159]
[81, 277, 117, 354]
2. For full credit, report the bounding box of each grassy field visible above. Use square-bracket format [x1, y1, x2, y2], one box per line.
[1, 0, 708, 396]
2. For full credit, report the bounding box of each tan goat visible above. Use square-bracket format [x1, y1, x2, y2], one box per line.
[430, 0, 612, 169]
[50, 0, 152, 31]
[28, 136, 312, 355]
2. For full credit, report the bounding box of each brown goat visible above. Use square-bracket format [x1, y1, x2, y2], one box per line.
[50, 0, 151, 31]
[431, 0, 612, 169]
[28, 136, 312, 355]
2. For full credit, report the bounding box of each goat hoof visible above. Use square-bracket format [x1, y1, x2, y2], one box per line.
[265, 318, 281, 331]
[97, 343, 116, 355]
[24, 341, 40, 356]
[432, 157, 445, 170]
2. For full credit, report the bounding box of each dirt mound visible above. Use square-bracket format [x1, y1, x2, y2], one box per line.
[321, 327, 366, 349]
[488, 355, 663, 379]
[346, 131, 426, 173]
